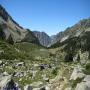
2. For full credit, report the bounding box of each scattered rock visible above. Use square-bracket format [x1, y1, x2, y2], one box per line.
[39, 64, 50, 70]
[16, 62, 24, 67]
[14, 71, 24, 77]
[40, 86, 46, 90]
[3, 71, 9, 76]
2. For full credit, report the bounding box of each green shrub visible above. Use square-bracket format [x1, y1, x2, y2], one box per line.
[52, 67, 58, 75]
[84, 63, 90, 75]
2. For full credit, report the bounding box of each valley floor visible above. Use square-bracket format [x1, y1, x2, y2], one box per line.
[0, 41, 90, 90]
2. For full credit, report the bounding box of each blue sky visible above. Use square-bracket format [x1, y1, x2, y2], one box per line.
[0, 0, 90, 36]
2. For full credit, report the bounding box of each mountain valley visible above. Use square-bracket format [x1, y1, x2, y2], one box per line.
[0, 5, 90, 90]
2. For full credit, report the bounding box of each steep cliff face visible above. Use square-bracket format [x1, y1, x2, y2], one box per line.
[0, 5, 39, 44]
[33, 31, 51, 47]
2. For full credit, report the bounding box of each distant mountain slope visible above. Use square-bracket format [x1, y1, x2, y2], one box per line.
[33, 31, 51, 47]
[50, 18, 90, 62]
[50, 32, 63, 45]
[0, 5, 39, 44]
[51, 18, 90, 48]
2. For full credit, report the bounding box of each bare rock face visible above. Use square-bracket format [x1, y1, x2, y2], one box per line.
[0, 5, 39, 44]
[33, 31, 51, 47]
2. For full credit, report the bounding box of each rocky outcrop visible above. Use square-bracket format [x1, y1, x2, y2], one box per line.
[33, 31, 51, 47]
[70, 65, 85, 80]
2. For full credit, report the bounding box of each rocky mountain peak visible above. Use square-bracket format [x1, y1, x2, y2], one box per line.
[33, 31, 51, 47]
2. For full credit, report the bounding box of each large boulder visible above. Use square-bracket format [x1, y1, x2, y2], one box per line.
[83, 75, 90, 81]
[0, 75, 18, 90]
[75, 75, 90, 90]
[6, 79, 18, 90]
[75, 82, 89, 90]
[75, 81, 90, 90]
[14, 71, 24, 77]
[0, 75, 11, 89]
[70, 65, 85, 80]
